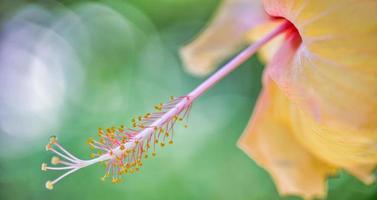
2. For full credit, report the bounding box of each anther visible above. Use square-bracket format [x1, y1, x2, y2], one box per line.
[49, 136, 57, 144]
[45, 144, 52, 151]
[41, 163, 48, 171]
[45, 181, 54, 190]
[51, 156, 60, 165]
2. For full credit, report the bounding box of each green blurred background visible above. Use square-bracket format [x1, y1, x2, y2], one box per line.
[0, 0, 376, 199]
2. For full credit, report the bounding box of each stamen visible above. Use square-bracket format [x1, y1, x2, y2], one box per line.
[46, 166, 75, 170]
[53, 142, 82, 161]
[48, 147, 77, 164]
[41, 21, 291, 189]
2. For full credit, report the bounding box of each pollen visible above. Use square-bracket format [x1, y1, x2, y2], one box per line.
[51, 156, 60, 165]
[112, 178, 120, 184]
[49, 136, 57, 144]
[45, 181, 54, 190]
[87, 137, 94, 145]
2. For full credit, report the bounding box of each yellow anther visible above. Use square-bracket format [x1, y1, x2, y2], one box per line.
[112, 178, 119, 183]
[120, 145, 125, 150]
[154, 139, 159, 144]
[135, 167, 140, 172]
[152, 152, 156, 157]
[144, 154, 149, 159]
[129, 169, 134, 174]
[170, 96, 174, 100]
[51, 156, 60, 165]
[138, 116, 142, 121]
[49, 136, 57, 144]
[90, 153, 96, 158]
[168, 140, 174, 145]
[87, 137, 94, 144]
[45, 181, 54, 190]
[160, 142, 165, 147]
[146, 143, 151, 149]
[109, 150, 113, 156]
[165, 132, 170, 137]
[184, 124, 188, 128]
[135, 140, 139, 144]
[41, 163, 48, 171]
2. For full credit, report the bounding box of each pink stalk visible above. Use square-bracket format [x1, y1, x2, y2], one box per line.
[42, 21, 290, 189]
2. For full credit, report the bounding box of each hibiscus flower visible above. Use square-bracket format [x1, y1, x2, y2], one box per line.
[181, 0, 377, 199]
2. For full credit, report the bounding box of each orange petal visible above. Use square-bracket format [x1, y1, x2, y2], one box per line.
[259, 0, 377, 180]
[180, 0, 269, 76]
[238, 79, 337, 199]
[239, 31, 337, 198]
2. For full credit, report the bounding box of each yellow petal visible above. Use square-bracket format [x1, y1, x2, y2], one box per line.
[180, 0, 269, 76]
[238, 79, 337, 199]
[258, 0, 377, 179]
[263, 0, 377, 131]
